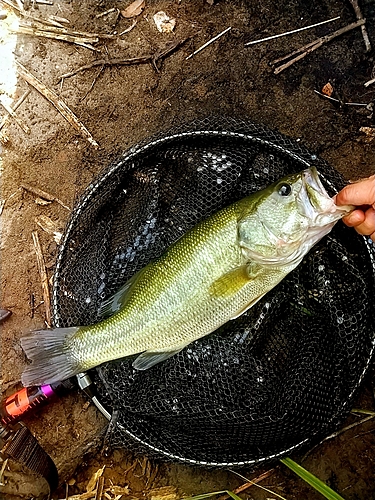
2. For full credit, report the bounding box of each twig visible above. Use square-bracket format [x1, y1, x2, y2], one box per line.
[364, 76, 375, 87]
[185, 26, 231, 60]
[245, 16, 340, 46]
[16, 61, 99, 148]
[348, 0, 371, 52]
[16, 19, 116, 39]
[1, 0, 67, 28]
[13, 24, 100, 50]
[217, 469, 275, 500]
[96, 7, 116, 18]
[0, 89, 31, 131]
[302, 413, 375, 462]
[32, 230, 51, 328]
[35, 215, 63, 244]
[119, 18, 137, 36]
[94, 476, 105, 500]
[80, 65, 105, 101]
[314, 89, 369, 107]
[60, 37, 189, 79]
[0, 97, 30, 134]
[271, 19, 365, 74]
[21, 182, 70, 210]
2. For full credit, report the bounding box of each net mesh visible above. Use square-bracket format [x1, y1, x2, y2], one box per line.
[52, 117, 375, 467]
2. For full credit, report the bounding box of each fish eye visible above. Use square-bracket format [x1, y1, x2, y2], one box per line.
[278, 183, 292, 196]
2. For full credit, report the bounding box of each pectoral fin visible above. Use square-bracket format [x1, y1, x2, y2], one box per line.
[209, 262, 261, 298]
[132, 342, 190, 370]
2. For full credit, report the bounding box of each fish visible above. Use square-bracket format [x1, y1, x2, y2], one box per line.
[20, 167, 352, 387]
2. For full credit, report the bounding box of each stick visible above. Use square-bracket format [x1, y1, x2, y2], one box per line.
[21, 182, 70, 210]
[245, 16, 340, 46]
[185, 26, 231, 60]
[16, 20, 116, 39]
[302, 413, 375, 462]
[60, 37, 189, 79]
[271, 19, 365, 74]
[217, 469, 275, 500]
[32, 230, 51, 328]
[16, 61, 99, 148]
[119, 18, 137, 36]
[96, 7, 116, 18]
[348, 0, 371, 52]
[13, 25, 100, 50]
[0, 96, 30, 134]
[0, 89, 31, 131]
[314, 89, 369, 107]
[80, 65, 105, 101]
[364, 76, 375, 87]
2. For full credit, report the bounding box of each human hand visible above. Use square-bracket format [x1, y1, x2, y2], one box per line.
[335, 174, 375, 242]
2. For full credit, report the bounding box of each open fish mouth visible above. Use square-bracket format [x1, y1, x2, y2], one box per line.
[301, 167, 353, 222]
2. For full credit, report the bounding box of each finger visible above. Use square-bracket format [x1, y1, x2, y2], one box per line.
[342, 209, 365, 227]
[352, 207, 375, 236]
[335, 174, 375, 207]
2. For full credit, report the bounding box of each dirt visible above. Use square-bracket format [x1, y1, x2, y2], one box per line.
[1, 0, 375, 499]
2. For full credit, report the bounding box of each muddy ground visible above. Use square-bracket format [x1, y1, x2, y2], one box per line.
[1, 0, 375, 499]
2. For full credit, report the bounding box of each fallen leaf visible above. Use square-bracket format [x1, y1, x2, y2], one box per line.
[153, 11, 176, 33]
[121, 0, 145, 18]
[322, 82, 333, 97]
[359, 126, 375, 142]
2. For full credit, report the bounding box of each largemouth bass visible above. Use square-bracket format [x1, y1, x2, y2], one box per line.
[21, 167, 352, 387]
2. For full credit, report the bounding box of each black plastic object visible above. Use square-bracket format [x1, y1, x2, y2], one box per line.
[52, 117, 375, 467]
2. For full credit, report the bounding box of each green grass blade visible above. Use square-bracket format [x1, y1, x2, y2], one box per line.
[225, 491, 244, 500]
[280, 458, 345, 500]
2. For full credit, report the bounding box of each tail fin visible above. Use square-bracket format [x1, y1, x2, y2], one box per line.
[20, 327, 81, 387]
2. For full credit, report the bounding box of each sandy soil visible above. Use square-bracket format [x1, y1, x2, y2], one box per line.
[1, 1, 375, 499]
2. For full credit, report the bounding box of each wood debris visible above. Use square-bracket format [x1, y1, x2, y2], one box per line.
[0, 97, 30, 134]
[16, 61, 99, 148]
[270, 19, 365, 74]
[96, 7, 117, 19]
[148, 486, 178, 500]
[35, 215, 63, 244]
[61, 465, 131, 500]
[0, 89, 31, 131]
[118, 18, 137, 36]
[60, 37, 190, 79]
[348, 0, 371, 52]
[217, 469, 274, 500]
[245, 16, 340, 46]
[364, 76, 375, 87]
[21, 182, 70, 210]
[32, 230, 51, 328]
[13, 24, 100, 50]
[185, 26, 231, 60]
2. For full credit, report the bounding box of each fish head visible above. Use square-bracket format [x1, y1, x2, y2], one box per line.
[238, 167, 353, 266]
